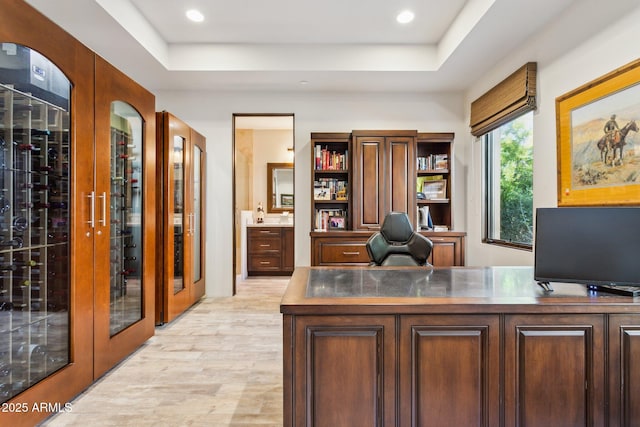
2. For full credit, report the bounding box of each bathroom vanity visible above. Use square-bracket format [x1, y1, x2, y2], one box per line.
[247, 224, 294, 275]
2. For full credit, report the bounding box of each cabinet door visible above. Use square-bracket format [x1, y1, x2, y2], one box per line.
[608, 315, 640, 426]
[93, 57, 155, 377]
[399, 315, 500, 427]
[387, 136, 416, 227]
[428, 235, 463, 266]
[282, 227, 294, 272]
[504, 314, 605, 427]
[291, 315, 396, 426]
[352, 136, 385, 230]
[0, 3, 94, 424]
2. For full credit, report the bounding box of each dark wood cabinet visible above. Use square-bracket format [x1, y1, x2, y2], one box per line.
[247, 226, 294, 275]
[311, 231, 466, 266]
[352, 130, 417, 230]
[310, 131, 465, 266]
[282, 267, 640, 427]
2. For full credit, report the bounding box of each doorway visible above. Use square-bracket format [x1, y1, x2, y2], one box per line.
[232, 114, 295, 294]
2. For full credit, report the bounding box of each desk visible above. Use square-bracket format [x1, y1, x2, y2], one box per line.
[280, 266, 640, 426]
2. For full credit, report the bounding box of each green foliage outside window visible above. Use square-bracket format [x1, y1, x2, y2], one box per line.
[497, 116, 533, 245]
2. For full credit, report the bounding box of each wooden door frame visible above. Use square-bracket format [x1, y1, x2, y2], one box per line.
[232, 113, 295, 295]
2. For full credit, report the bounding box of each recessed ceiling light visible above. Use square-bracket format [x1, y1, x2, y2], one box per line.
[299, 80, 309, 85]
[396, 10, 414, 24]
[186, 9, 205, 23]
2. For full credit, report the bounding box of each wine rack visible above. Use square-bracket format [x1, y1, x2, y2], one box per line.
[0, 83, 70, 402]
[109, 120, 143, 336]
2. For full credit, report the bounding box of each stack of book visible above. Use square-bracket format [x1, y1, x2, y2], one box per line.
[315, 145, 348, 170]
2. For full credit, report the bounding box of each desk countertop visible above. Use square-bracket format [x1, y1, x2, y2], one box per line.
[280, 266, 640, 315]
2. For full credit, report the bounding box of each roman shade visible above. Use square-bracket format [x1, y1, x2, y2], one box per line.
[470, 62, 537, 137]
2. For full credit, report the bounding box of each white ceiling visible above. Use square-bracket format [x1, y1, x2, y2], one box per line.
[22, 0, 640, 93]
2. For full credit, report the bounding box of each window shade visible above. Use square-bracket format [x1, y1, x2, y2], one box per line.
[470, 62, 537, 137]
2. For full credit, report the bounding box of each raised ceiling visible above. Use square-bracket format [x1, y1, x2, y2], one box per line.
[22, 0, 640, 93]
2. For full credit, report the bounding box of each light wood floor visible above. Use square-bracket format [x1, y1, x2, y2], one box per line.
[42, 276, 289, 427]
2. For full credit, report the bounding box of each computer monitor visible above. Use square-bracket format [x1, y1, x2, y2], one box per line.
[534, 207, 640, 294]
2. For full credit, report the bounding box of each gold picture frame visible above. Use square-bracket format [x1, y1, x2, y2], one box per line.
[556, 58, 640, 206]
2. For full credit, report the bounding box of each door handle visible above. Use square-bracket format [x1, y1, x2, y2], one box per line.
[87, 191, 95, 228]
[98, 192, 107, 227]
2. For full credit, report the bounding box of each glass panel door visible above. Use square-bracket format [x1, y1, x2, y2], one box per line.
[192, 145, 202, 283]
[172, 136, 185, 295]
[0, 45, 71, 402]
[109, 101, 143, 335]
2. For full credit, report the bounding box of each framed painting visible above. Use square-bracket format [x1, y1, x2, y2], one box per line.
[556, 58, 640, 206]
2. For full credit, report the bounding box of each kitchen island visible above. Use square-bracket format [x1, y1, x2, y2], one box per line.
[280, 266, 640, 426]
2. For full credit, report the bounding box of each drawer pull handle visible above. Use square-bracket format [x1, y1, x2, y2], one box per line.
[260, 261, 271, 265]
[343, 251, 360, 256]
[259, 230, 272, 234]
[260, 244, 271, 247]
[431, 238, 445, 242]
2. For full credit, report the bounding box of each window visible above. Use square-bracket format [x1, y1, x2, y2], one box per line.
[483, 111, 533, 249]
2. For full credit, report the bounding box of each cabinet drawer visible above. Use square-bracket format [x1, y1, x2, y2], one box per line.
[249, 255, 282, 271]
[248, 236, 282, 253]
[248, 227, 281, 238]
[319, 242, 370, 265]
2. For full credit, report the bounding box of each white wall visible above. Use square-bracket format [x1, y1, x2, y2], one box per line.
[464, 1, 640, 266]
[154, 92, 466, 296]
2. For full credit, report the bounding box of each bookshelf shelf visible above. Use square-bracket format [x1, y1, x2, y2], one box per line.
[311, 133, 351, 232]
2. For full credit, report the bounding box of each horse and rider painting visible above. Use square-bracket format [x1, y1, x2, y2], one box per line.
[570, 83, 640, 188]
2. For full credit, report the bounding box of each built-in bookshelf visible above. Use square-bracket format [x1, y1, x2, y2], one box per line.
[416, 132, 454, 231]
[311, 133, 351, 231]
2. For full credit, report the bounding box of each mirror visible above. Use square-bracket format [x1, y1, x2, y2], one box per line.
[267, 162, 294, 213]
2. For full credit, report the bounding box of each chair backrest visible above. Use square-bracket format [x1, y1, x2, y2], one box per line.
[366, 212, 433, 266]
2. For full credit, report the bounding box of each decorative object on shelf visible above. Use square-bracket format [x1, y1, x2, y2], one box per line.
[422, 179, 447, 200]
[328, 216, 346, 230]
[256, 202, 265, 223]
[556, 58, 640, 206]
[417, 206, 433, 230]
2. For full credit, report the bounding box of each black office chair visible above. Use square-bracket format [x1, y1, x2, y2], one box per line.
[366, 212, 433, 266]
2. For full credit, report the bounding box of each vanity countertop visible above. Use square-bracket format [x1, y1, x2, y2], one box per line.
[247, 222, 293, 227]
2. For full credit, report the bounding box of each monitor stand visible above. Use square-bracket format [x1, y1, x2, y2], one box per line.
[587, 284, 640, 297]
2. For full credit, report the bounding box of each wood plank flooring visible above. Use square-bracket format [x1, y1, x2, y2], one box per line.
[42, 277, 289, 426]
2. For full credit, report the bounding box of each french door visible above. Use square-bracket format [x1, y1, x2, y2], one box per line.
[0, 2, 94, 425]
[93, 56, 155, 378]
[156, 112, 206, 324]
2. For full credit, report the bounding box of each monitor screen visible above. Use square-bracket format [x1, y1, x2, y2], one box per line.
[534, 207, 640, 286]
